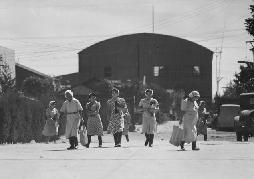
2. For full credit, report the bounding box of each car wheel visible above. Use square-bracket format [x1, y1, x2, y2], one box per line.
[236, 132, 242, 141]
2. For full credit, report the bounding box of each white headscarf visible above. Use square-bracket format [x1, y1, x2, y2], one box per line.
[65, 90, 73, 98]
[48, 101, 56, 108]
[188, 91, 200, 98]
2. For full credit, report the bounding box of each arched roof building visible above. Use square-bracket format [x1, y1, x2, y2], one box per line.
[78, 33, 213, 102]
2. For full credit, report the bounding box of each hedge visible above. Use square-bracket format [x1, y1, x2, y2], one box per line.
[0, 92, 46, 143]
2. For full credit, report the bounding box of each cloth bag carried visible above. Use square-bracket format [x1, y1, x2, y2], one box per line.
[79, 126, 88, 146]
[169, 125, 184, 146]
[42, 119, 58, 137]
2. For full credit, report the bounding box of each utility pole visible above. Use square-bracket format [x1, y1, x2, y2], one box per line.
[152, 5, 154, 33]
[137, 41, 140, 86]
[134, 40, 140, 114]
[215, 47, 223, 96]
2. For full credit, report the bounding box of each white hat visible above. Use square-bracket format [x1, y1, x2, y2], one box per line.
[49, 101, 56, 107]
[65, 90, 73, 98]
[189, 91, 200, 98]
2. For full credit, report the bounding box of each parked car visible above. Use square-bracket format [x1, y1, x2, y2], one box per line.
[217, 104, 240, 131]
[234, 93, 254, 141]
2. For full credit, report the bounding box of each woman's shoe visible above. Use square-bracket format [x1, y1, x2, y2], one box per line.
[125, 135, 129, 142]
[115, 144, 121, 147]
[192, 142, 200, 150]
[74, 137, 78, 147]
[67, 146, 76, 150]
[180, 141, 185, 151]
[145, 135, 150, 146]
[149, 134, 154, 147]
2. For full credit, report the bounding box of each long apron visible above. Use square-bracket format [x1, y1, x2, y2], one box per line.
[142, 112, 157, 134]
[87, 114, 103, 136]
[65, 113, 81, 139]
[182, 111, 198, 143]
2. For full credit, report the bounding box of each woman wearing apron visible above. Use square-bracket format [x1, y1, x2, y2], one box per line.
[59, 90, 83, 150]
[138, 89, 159, 147]
[180, 91, 200, 151]
[85, 92, 103, 148]
[107, 88, 127, 147]
[42, 101, 59, 143]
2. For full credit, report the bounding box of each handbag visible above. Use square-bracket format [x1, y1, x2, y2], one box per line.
[42, 119, 57, 136]
[169, 125, 184, 146]
[80, 127, 88, 146]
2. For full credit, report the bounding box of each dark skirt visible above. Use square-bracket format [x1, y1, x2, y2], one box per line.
[197, 120, 207, 135]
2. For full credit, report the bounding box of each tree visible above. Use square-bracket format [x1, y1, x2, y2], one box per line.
[222, 5, 254, 98]
[0, 56, 15, 95]
[22, 76, 54, 99]
[222, 80, 238, 98]
[222, 63, 254, 98]
[245, 5, 254, 38]
[234, 65, 254, 94]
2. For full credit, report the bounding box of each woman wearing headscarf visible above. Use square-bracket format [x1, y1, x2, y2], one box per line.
[107, 88, 127, 147]
[59, 90, 83, 150]
[42, 101, 59, 143]
[197, 101, 208, 141]
[138, 89, 159, 147]
[180, 90, 200, 151]
[85, 92, 103, 148]
[122, 108, 131, 142]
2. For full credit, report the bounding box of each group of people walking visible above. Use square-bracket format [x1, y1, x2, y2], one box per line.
[42, 88, 132, 150]
[42, 87, 207, 151]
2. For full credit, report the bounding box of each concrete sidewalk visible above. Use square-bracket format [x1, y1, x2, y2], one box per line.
[0, 123, 254, 179]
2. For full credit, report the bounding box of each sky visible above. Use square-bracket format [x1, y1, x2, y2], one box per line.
[0, 0, 253, 97]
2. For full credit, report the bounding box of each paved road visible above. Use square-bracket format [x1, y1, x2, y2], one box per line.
[0, 122, 254, 179]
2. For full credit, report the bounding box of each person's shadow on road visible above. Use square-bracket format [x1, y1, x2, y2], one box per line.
[46, 149, 69, 151]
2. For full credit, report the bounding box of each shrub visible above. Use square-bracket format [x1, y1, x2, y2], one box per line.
[0, 92, 45, 143]
[22, 76, 54, 99]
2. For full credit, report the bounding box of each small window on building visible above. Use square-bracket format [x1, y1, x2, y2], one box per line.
[193, 66, 200, 76]
[153, 66, 159, 77]
[153, 66, 164, 77]
[104, 66, 112, 78]
[250, 98, 254, 105]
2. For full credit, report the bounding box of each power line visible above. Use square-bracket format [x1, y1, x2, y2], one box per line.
[0, 0, 228, 40]
[154, 0, 225, 31]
